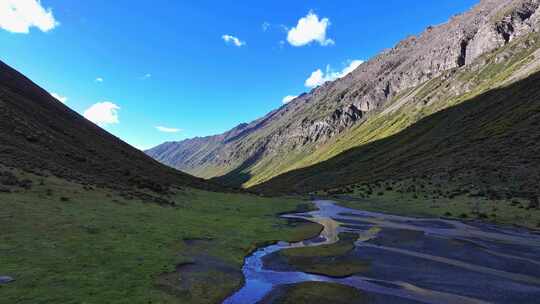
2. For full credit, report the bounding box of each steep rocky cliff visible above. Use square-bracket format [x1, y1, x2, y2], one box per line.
[147, 0, 540, 187]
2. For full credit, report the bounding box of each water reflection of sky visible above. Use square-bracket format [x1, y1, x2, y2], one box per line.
[223, 200, 540, 304]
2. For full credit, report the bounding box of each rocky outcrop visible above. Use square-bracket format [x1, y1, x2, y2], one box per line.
[465, 0, 540, 64]
[147, 0, 540, 185]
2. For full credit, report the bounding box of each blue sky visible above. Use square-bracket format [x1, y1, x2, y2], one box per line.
[0, 0, 478, 150]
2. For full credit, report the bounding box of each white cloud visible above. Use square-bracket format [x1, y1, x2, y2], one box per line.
[282, 95, 298, 104]
[305, 69, 325, 88]
[95, 77, 103, 83]
[0, 0, 59, 33]
[287, 11, 334, 47]
[262, 22, 270, 32]
[83, 102, 120, 126]
[155, 126, 182, 133]
[132, 144, 152, 151]
[222, 34, 245, 47]
[140, 73, 151, 80]
[341, 60, 364, 76]
[305, 60, 364, 88]
[50, 92, 67, 103]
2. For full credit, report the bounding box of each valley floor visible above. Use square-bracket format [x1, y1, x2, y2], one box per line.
[315, 178, 540, 230]
[2, 167, 540, 304]
[0, 169, 321, 304]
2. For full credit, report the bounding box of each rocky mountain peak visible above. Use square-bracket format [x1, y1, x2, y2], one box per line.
[147, 0, 540, 187]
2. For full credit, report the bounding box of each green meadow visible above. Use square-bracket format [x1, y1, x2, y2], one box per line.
[0, 170, 321, 304]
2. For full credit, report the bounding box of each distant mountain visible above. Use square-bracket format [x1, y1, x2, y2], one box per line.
[0, 60, 223, 195]
[147, 0, 540, 189]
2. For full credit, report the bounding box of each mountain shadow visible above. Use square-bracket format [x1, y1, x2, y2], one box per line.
[255, 70, 540, 198]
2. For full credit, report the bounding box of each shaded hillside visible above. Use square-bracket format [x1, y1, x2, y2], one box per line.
[148, 0, 540, 188]
[255, 70, 540, 197]
[0, 60, 222, 194]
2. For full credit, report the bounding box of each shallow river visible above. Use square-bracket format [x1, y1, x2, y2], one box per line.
[223, 200, 540, 304]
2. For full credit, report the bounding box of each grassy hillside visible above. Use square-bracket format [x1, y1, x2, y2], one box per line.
[0, 60, 222, 196]
[256, 69, 540, 204]
[0, 166, 321, 304]
[243, 32, 540, 187]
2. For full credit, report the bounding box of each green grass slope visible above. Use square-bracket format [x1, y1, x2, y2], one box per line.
[0, 167, 321, 304]
[243, 32, 540, 187]
[0, 60, 222, 195]
[256, 69, 540, 203]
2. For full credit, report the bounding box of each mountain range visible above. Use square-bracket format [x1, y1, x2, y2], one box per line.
[146, 0, 540, 196]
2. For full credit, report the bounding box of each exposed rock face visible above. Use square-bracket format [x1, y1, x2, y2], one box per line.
[147, 0, 540, 186]
[466, 0, 540, 64]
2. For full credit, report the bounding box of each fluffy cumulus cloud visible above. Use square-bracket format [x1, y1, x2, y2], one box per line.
[305, 69, 325, 88]
[222, 34, 245, 47]
[0, 0, 59, 33]
[83, 102, 120, 126]
[287, 11, 334, 47]
[50, 92, 67, 103]
[155, 126, 181, 133]
[282, 95, 298, 104]
[305, 60, 364, 88]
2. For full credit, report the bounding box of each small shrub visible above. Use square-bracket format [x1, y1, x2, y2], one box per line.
[60, 197, 70, 202]
[0, 186, 11, 193]
[476, 213, 488, 219]
[444, 211, 452, 217]
[527, 197, 539, 209]
[459, 213, 469, 218]
[19, 179, 33, 189]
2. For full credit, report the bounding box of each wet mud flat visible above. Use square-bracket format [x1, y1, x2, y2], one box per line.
[223, 200, 540, 304]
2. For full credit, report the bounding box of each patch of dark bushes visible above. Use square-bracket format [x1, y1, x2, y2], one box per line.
[527, 196, 539, 209]
[0, 171, 33, 189]
[476, 213, 489, 219]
